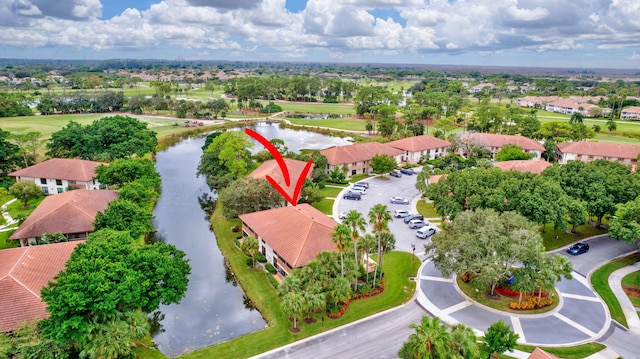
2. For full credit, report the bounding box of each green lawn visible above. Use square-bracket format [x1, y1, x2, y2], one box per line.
[590, 253, 640, 328]
[319, 186, 343, 198]
[286, 118, 367, 132]
[622, 271, 640, 307]
[175, 204, 420, 359]
[0, 231, 18, 250]
[6, 196, 45, 221]
[268, 101, 357, 115]
[416, 200, 440, 219]
[311, 199, 334, 215]
[513, 342, 606, 359]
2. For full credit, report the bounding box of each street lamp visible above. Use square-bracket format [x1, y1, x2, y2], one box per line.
[411, 244, 416, 262]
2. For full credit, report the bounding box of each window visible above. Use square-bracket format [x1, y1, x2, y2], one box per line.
[57, 188, 64, 193]
[351, 169, 356, 175]
[55, 179, 62, 186]
[40, 178, 46, 185]
[41, 186, 49, 194]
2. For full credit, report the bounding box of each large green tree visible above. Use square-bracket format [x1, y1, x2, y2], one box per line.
[218, 177, 283, 218]
[425, 209, 551, 295]
[46, 116, 157, 161]
[8, 181, 44, 207]
[93, 199, 155, 239]
[398, 316, 479, 359]
[494, 144, 534, 162]
[481, 320, 519, 359]
[40, 229, 190, 352]
[609, 195, 640, 245]
[0, 128, 21, 188]
[197, 130, 255, 191]
[370, 154, 398, 174]
[95, 158, 160, 188]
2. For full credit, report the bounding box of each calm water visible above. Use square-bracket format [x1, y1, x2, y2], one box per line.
[152, 124, 351, 357]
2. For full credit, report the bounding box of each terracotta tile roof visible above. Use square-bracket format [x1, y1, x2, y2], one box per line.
[9, 190, 119, 241]
[460, 133, 545, 152]
[528, 347, 559, 359]
[385, 135, 451, 152]
[428, 174, 446, 184]
[239, 204, 337, 268]
[0, 241, 80, 331]
[493, 160, 551, 174]
[622, 106, 640, 113]
[9, 158, 104, 182]
[557, 142, 640, 160]
[249, 159, 313, 186]
[320, 142, 404, 166]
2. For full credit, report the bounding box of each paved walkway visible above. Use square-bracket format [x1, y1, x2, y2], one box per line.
[0, 199, 18, 232]
[609, 262, 640, 333]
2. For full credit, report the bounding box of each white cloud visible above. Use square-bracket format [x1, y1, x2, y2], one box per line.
[0, 0, 639, 67]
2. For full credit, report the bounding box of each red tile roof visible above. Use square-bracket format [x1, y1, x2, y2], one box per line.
[9, 190, 119, 241]
[460, 133, 545, 152]
[239, 204, 337, 269]
[385, 135, 451, 152]
[0, 241, 80, 331]
[493, 160, 551, 174]
[320, 142, 404, 166]
[557, 142, 640, 160]
[528, 347, 559, 359]
[9, 158, 104, 182]
[249, 159, 313, 186]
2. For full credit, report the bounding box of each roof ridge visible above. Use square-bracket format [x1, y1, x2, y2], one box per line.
[6, 248, 29, 279]
[8, 273, 42, 300]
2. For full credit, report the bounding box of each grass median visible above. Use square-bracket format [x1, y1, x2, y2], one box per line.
[180, 204, 420, 359]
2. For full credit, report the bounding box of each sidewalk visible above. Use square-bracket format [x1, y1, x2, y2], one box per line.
[0, 198, 18, 232]
[608, 262, 640, 334]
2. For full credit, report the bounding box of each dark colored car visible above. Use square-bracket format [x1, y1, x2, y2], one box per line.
[343, 191, 362, 201]
[567, 242, 589, 255]
[400, 168, 415, 175]
[389, 170, 402, 178]
[355, 181, 370, 189]
[404, 213, 424, 223]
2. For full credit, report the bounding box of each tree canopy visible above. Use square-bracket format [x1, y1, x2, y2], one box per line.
[494, 144, 534, 162]
[0, 128, 21, 188]
[45, 115, 157, 161]
[370, 154, 398, 174]
[40, 229, 190, 352]
[197, 130, 255, 191]
[95, 158, 160, 188]
[218, 177, 283, 218]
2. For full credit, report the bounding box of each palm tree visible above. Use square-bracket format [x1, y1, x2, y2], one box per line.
[399, 316, 451, 359]
[329, 277, 351, 308]
[343, 210, 366, 290]
[281, 291, 305, 332]
[331, 223, 351, 278]
[377, 231, 396, 279]
[316, 251, 341, 280]
[302, 290, 325, 323]
[80, 310, 149, 359]
[368, 203, 392, 233]
[449, 323, 480, 359]
[357, 234, 376, 284]
[241, 236, 259, 268]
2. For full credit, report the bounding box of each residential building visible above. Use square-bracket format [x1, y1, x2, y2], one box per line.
[9, 158, 104, 195]
[9, 190, 119, 247]
[528, 347, 559, 359]
[557, 142, 640, 167]
[0, 241, 80, 332]
[458, 133, 545, 160]
[385, 135, 451, 164]
[544, 98, 610, 117]
[320, 142, 403, 178]
[517, 96, 560, 108]
[493, 160, 552, 174]
[621, 106, 640, 120]
[239, 204, 337, 276]
[249, 158, 313, 187]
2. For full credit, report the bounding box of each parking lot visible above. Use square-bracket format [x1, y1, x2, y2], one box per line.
[334, 170, 436, 253]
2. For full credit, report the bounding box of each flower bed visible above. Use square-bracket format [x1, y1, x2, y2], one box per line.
[495, 286, 548, 299]
[327, 281, 385, 318]
[509, 296, 553, 310]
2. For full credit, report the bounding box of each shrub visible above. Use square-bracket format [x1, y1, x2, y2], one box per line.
[255, 253, 267, 263]
[231, 225, 240, 232]
[266, 273, 278, 288]
[265, 263, 277, 274]
[509, 296, 553, 310]
[246, 257, 254, 267]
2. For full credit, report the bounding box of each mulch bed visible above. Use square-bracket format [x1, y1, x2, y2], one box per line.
[623, 286, 640, 298]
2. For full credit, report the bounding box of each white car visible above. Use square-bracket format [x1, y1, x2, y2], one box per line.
[350, 187, 366, 195]
[390, 196, 410, 204]
[416, 225, 438, 239]
[393, 209, 412, 218]
[338, 211, 348, 220]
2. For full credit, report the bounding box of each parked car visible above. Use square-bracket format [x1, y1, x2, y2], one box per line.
[567, 242, 589, 255]
[400, 168, 415, 175]
[393, 209, 412, 218]
[350, 187, 366, 195]
[343, 192, 362, 201]
[404, 213, 424, 223]
[416, 225, 437, 239]
[338, 211, 348, 220]
[390, 196, 410, 204]
[355, 181, 369, 189]
[389, 170, 402, 178]
[408, 219, 429, 229]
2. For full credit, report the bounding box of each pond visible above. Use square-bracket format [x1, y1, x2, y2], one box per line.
[152, 123, 352, 357]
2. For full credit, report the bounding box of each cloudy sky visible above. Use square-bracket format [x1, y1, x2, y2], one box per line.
[1, 0, 640, 69]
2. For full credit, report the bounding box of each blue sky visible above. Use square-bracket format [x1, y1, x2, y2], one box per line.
[1, 0, 640, 69]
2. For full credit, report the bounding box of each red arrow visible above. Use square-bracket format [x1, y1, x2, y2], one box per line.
[245, 128, 313, 206]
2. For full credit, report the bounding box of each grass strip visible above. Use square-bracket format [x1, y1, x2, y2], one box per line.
[513, 342, 606, 359]
[590, 252, 640, 329]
